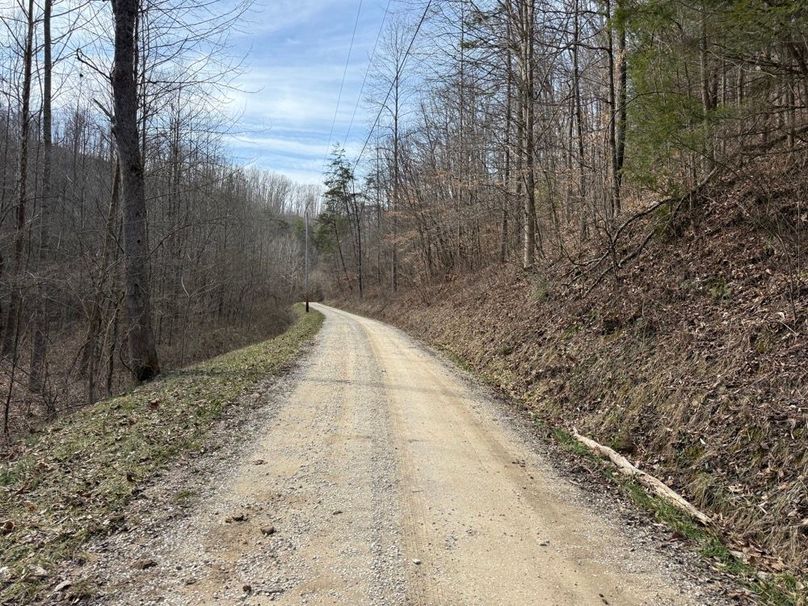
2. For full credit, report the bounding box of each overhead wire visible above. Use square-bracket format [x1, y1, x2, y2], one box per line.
[343, 0, 393, 144]
[323, 0, 364, 168]
[352, 0, 433, 172]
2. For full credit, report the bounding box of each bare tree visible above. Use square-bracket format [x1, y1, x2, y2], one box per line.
[29, 0, 54, 396]
[1, 0, 36, 357]
[110, 0, 160, 381]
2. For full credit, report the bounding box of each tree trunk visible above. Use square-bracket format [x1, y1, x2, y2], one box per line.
[605, 0, 621, 219]
[573, 0, 587, 241]
[392, 74, 400, 291]
[615, 3, 627, 215]
[2, 0, 35, 357]
[700, 2, 713, 171]
[519, 0, 537, 269]
[500, 48, 511, 264]
[110, 0, 160, 381]
[30, 0, 53, 396]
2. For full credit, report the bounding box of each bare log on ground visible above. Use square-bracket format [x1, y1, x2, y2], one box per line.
[572, 429, 712, 526]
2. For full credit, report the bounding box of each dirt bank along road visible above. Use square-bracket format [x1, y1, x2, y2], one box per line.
[87, 304, 728, 606]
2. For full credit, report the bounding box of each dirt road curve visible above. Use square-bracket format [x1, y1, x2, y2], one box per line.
[90, 304, 726, 605]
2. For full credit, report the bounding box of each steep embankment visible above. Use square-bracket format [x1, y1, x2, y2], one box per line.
[340, 167, 807, 589]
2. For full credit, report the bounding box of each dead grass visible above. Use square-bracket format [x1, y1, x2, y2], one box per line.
[0, 304, 323, 604]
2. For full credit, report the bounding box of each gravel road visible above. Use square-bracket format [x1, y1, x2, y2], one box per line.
[80, 304, 733, 605]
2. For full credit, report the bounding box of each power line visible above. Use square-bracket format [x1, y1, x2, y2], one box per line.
[344, 0, 393, 144]
[323, 0, 364, 167]
[353, 0, 432, 172]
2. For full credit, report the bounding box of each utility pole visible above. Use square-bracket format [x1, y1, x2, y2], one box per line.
[304, 205, 310, 313]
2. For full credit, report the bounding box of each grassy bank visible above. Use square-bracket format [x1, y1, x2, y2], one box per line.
[0, 304, 323, 603]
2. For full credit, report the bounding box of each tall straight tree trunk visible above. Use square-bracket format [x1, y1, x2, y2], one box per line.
[2, 0, 35, 356]
[30, 0, 53, 395]
[392, 73, 400, 292]
[605, 0, 620, 219]
[0, 97, 12, 336]
[500, 47, 513, 264]
[519, 0, 537, 269]
[614, 2, 627, 214]
[110, 0, 160, 381]
[572, 0, 588, 239]
[333, 220, 352, 293]
[457, 0, 467, 269]
[699, 2, 714, 171]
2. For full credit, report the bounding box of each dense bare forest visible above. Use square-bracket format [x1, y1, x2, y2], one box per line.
[0, 0, 319, 435]
[0, 0, 805, 604]
[318, 0, 805, 296]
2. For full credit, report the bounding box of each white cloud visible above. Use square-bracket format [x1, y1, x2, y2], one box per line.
[236, 0, 348, 37]
[229, 135, 327, 157]
[221, 0, 393, 181]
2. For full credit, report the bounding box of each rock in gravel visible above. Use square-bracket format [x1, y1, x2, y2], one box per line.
[261, 526, 276, 536]
[30, 565, 49, 579]
[225, 513, 248, 523]
[243, 584, 252, 593]
[52, 580, 72, 593]
[133, 558, 157, 570]
[412, 559, 422, 565]
[332, 509, 343, 515]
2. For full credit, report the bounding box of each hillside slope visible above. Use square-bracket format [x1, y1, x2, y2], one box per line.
[0, 306, 324, 604]
[339, 165, 807, 583]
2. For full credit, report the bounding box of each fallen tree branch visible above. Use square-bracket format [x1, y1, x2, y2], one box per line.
[572, 429, 712, 526]
[583, 221, 662, 297]
[574, 167, 721, 293]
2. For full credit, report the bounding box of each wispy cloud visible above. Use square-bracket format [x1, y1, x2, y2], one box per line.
[225, 0, 390, 183]
[230, 135, 361, 158]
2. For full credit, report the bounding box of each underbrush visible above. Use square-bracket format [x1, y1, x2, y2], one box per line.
[0, 305, 323, 604]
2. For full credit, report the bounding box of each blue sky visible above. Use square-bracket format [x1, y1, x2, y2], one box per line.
[225, 0, 393, 184]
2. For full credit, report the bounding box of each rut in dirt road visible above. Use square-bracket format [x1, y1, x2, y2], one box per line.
[90, 304, 729, 605]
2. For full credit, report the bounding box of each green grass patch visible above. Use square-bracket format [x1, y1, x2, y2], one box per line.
[173, 488, 197, 507]
[437, 346, 474, 373]
[704, 275, 732, 302]
[530, 275, 550, 302]
[551, 427, 598, 460]
[0, 305, 323, 604]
